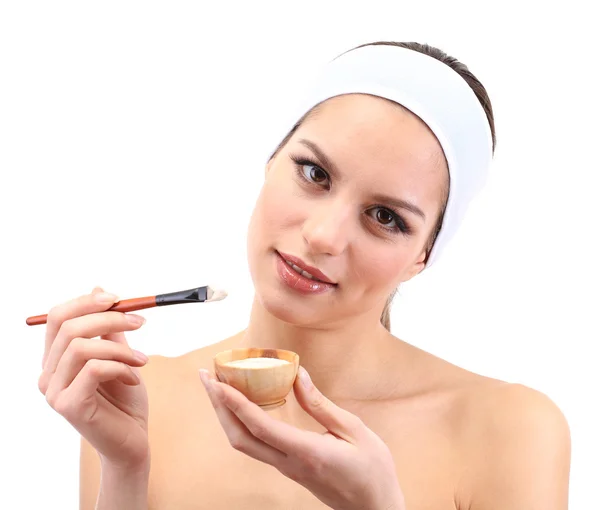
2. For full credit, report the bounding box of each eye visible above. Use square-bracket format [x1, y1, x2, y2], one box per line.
[366, 207, 410, 234]
[374, 208, 395, 227]
[290, 154, 331, 188]
[302, 163, 329, 185]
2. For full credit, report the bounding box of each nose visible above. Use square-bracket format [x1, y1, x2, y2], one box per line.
[301, 198, 353, 256]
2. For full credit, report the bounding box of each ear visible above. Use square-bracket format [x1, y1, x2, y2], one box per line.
[265, 156, 275, 177]
[398, 249, 427, 283]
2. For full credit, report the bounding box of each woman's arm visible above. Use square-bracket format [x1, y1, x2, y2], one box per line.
[80, 437, 150, 510]
[96, 458, 150, 510]
[79, 355, 164, 510]
[464, 383, 571, 510]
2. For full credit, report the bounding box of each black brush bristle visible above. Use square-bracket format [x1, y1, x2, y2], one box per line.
[155, 286, 209, 306]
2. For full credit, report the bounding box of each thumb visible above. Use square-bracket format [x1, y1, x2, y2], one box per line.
[293, 366, 365, 444]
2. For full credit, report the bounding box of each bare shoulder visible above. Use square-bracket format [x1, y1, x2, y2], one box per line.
[456, 381, 571, 510]
[465, 381, 570, 435]
[138, 335, 240, 398]
[390, 341, 571, 509]
[457, 380, 571, 457]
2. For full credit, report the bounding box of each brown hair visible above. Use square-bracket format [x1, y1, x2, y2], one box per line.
[267, 41, 497, 331]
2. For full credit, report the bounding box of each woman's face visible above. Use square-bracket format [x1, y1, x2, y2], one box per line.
[247, 93, 448, 327]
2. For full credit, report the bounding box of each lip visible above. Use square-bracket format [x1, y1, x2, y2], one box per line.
[277, 251, 337, 285]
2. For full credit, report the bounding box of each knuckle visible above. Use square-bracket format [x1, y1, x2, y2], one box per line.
[248, 423, 269, 442]
[84, 358, 104, 377]
[37, 373, 49, 395]
[66, 337, 87, 357]
[46, 307, 65, 328]
[117, 361, 130, 375]
[309, 392, 329, 410]
[45, 388, 58, 408]
[292, 452, 327, 483]
[227, 399, 241, 415]
[53, 394, 75, 418]
[57, 319, 76, 340]
[303, 451, 327, 475]
[228, 431, 246, 451]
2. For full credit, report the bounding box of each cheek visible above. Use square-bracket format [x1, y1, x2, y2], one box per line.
[247, 175, 302, 248]
[351, 244, 410, 293]
[259, 176, 304, 231]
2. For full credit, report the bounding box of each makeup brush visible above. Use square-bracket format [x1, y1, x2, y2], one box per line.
[26, 285, 227, 326]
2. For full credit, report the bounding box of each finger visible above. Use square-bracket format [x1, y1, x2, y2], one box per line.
[43, 289, 120, 368]
[199, 370, 288, 467]
[205, 372, 324, 458]
[90, 289, 128, 345]
[43, 311, 145, 378]
[44, 338, 147, 394]
[62, 288, 131, 385]
[74, 288, 128, 348]
[99, 329, 128, 346]
[293, 366, 365, 444]
[49, 360, 140, 422]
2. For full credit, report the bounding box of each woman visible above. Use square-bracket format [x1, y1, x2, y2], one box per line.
[37, 42, 571, 509]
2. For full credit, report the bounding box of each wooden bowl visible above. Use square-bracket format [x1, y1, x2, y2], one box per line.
[213, 348, 300, 410]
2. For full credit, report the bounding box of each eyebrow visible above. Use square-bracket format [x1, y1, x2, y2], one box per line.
[371, 194, 426, 221]
[297, 138, 427, 222]
[298, 138, 341, 179]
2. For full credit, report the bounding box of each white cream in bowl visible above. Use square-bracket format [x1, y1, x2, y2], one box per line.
[224, 357, 291, 369]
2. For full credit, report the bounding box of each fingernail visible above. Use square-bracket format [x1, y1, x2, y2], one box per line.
[96, 292, 119, 304]
[133, 350, 149, 363]
[127, 314, 146, 326]
[199, 369, 209, 386]
[299, 366, 312, 388]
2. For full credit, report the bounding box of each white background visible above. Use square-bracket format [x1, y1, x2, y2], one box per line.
[1, 1, 598, 508]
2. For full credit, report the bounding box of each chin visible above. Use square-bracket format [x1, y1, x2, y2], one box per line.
[255, 283, 321, 326]
[261, 295, 303, 324]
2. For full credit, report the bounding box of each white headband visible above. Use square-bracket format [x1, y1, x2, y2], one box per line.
[269, 44, 493, 268]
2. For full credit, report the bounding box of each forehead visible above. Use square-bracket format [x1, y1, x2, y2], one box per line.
[299, 94, 443, 164]
[290, 94, 448, 204]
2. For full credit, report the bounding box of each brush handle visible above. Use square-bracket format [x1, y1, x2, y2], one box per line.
[26, 296, 157, 326]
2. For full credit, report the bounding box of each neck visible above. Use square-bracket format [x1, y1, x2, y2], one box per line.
[236, 294, 400, 400]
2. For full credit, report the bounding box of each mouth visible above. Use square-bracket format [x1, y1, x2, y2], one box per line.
[276, 251, 337, 286]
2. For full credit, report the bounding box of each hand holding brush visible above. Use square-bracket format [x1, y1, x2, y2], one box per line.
[32, 285, 227, 503]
